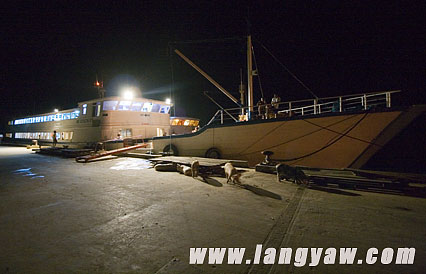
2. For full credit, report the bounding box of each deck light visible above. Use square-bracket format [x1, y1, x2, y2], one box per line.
[54, 109, 59, 113]
[165, 98, 171, 104]
[122, 88, 134, 100]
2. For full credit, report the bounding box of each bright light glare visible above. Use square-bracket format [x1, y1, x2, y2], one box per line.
[165, 98, 171, 104]
[123, 89, 134, 100]
[54, 108, 59, 113]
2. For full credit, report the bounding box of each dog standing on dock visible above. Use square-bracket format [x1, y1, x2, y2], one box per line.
[224, 162, 241, 184]
[191, 160, 200, 178]
[276, 163, 308, 185]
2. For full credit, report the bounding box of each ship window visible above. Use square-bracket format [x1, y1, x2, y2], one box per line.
[10, 109, 81, 124]
[142, 102, 153, 112]
[157, 128, 165, 136]
[103, 100, 118, 111]
[189, 120, 198, 127]
[171, 119, 180, 125]
[82, 104, 87, 115]
[6, 133, 13, 138]
[120, 129, 132, 138]
[160, 105, 170, 114]
[118, 101, 131, 111]
[151, 104, 160, 112]
[131, 102, 142, 111]
[92, 102, 101, 117]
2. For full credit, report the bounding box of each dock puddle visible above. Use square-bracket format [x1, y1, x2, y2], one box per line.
[13, 168, 45, 179]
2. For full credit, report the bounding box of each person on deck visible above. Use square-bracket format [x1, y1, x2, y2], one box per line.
[256, 98, 266, 119]
[271, 94, 282, 118]
[52, 130, 57, 147]
[271, 94, 281, 109]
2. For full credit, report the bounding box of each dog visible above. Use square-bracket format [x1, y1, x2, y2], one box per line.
[276, 163, 308, 185]
[224, 162, 241, 184]
[177, 164, 192, 176]
[191, 160, 200, 178]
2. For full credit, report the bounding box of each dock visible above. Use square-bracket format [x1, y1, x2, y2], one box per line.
[1, 146, 425, 273]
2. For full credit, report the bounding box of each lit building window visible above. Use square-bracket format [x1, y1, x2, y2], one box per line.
[82, 104, 87, 115]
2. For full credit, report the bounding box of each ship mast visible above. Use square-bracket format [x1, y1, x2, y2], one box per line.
[247, 35, 254, 119]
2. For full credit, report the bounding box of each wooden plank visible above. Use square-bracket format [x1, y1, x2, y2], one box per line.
[76, 144, 148, 163]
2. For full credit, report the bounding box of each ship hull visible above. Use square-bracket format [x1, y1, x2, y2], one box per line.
[151, 106, 425, 168]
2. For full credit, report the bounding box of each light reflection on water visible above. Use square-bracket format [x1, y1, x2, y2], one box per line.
[13, 168, 45, 179]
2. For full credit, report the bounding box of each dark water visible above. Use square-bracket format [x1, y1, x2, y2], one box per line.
[363, 113, 426, 174]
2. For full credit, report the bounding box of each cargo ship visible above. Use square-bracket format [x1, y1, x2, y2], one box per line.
[148, 36, 426, 169]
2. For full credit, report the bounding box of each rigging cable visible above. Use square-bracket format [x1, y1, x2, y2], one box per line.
[169, 37, 243, 45]
[302, 118, 382, 147]
[257, 40, 319, 100]
[278, 113, 368, 162]
[274, 113, 368, 162]
[239, 114, 359, 156]
[240, 113, 374, 161]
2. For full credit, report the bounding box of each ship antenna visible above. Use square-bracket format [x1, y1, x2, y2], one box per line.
[94, 74, 105, 98]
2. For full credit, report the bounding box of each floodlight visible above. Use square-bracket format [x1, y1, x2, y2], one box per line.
[122, 89, 134, 100]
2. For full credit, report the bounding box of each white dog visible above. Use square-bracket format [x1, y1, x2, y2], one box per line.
[191, 160, 200, 178]
[224, 162, 241, 184]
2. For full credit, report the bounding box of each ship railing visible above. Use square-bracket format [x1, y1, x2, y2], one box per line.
[206, 90, 401, 125]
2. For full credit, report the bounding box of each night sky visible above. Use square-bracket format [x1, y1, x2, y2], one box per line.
[1, 1, 425, 129]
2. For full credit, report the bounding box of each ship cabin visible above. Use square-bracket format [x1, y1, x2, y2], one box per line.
[170, 117, 200, 135]
[3, 96, 172, 147]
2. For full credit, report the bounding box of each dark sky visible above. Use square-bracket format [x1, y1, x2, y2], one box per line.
[1, 1, 425, 128]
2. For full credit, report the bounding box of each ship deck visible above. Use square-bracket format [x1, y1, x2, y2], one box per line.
[1, 146, 425, 273]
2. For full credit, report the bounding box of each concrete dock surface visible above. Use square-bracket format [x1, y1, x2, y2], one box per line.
[0, 146, 425, 273]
